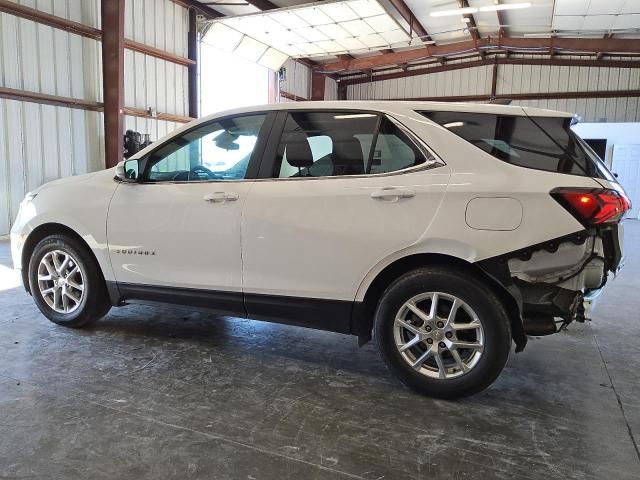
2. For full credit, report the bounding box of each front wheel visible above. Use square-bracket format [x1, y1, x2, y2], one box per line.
[374, 266, 511, 399]
[28, 234, 111, 327]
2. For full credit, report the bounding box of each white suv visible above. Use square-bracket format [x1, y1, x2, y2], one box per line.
[10, 101, 630, 398]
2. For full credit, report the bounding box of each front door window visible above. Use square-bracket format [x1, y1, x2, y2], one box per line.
[143, 114, 267, 182]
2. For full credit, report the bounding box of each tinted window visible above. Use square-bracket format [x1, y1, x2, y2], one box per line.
[273, 112, 429, 178]
[421, 111, 613, 179]
[144, 114, 266, 182]
[363, 119, 430, 174]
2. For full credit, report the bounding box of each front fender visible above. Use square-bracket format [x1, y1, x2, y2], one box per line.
[11, 169, 119, 283]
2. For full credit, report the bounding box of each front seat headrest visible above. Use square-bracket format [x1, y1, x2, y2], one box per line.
[285, 134, 314, 168]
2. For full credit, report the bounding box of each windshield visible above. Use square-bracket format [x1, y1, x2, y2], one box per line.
[421, 111, 615, 181]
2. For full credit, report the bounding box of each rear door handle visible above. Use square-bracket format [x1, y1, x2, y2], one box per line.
[203, 192, 239, 203]
[370, 188, 416, 201]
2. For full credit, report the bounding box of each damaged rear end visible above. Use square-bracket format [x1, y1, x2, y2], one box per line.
[424, 109, 631, 348]
[507, 194, 627, 337]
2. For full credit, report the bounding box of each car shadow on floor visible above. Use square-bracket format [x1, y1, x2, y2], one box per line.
[86, 303, 392, 381]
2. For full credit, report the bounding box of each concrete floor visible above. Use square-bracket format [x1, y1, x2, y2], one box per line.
[0, 224, 639, 480]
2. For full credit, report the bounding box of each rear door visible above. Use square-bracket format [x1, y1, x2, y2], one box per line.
[240, 110, 449, 330]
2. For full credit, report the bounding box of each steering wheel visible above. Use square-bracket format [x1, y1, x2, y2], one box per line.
[189, 164, 216, 180]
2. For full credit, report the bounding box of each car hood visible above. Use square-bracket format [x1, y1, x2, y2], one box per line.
[35, 168, 117, 194]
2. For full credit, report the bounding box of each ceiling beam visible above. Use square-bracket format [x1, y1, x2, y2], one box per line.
[459, 0, 481, 45]
[385, 0, 431, 41]
[338, 57, 640, 86]
[596, 33, 615, 60]
[496, 2, 507, 37]
[321, 36, 640, 73]
[243, 0, 278, 9]
[169, 0, 224, 18]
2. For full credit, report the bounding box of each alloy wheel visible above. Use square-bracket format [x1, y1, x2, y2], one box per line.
[37, 250, 85, 314]
[393, 292, 484, 379]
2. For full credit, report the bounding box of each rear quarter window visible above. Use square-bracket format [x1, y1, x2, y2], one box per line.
[420, 111, 613, 179]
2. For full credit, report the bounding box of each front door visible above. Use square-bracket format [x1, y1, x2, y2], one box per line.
[107, 113, 271, 305]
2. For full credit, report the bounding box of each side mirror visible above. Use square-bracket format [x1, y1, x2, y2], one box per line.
[115, 159, 139, 182]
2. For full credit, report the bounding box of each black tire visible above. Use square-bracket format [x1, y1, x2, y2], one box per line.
[28, 234, 111, 328]
[374, 266, 511, 399]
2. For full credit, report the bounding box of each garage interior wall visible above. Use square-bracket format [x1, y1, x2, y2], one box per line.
[278, 59, 311, 101]
[123, 0, 188, 141]
[345, 56, 640, 123]
[0, 0, 190, 236]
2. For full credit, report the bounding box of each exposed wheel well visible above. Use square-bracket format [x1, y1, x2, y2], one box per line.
[352, 253, 526, 350]
[21, 223, 106, 294]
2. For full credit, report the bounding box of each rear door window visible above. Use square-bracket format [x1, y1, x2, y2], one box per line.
[272, 111, 432, 178]
[421, 111, 614, 179]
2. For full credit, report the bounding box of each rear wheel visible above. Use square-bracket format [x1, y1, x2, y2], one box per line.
[374, 266, 511, 399]
[28, 234, 111, 327]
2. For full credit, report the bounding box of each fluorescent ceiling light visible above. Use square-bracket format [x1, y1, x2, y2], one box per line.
[479, 3, 531, 12]
[205, 0, 417, 60]
[334, 114, 377, 119]
[443, 121, 464, 128]
[431, 7, 478, 17]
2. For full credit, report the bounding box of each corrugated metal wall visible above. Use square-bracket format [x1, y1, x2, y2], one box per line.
[279, 59, 311, 100]
[0, 0, 104, 235]
[0, 0, 190, 234]
[124, 0, 189, 141]
[345, 56, 640, 123]
[325, 77, 338, 101]
[347, 64, 493, 101]
[499, 57, 640, 123]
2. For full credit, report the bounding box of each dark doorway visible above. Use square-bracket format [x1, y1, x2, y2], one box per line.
[584, 138, 607, 161]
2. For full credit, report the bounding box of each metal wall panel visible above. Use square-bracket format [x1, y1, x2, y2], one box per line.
[325, 76, 338, 101]
[124, 0, 189, 141]
[4, 0, 101, 28]
[0, 3, 104, 234]
[0, 98, 104, 233]
[280, 59, 311, 100]
[346, 59, 640, 123]
[346, 65, 493, 100]
[125, 0, 187, 57]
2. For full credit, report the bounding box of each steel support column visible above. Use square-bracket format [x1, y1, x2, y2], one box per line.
[311, 71, 326, 100]
[188, 8, 200, 118]
[101, 0, 125, 169]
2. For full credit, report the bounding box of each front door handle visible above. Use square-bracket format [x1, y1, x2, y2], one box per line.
[203, 192, 239, 203]
[370, 188, 416, 202]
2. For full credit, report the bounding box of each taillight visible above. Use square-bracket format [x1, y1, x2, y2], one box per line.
[551, 187, 632, 226]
